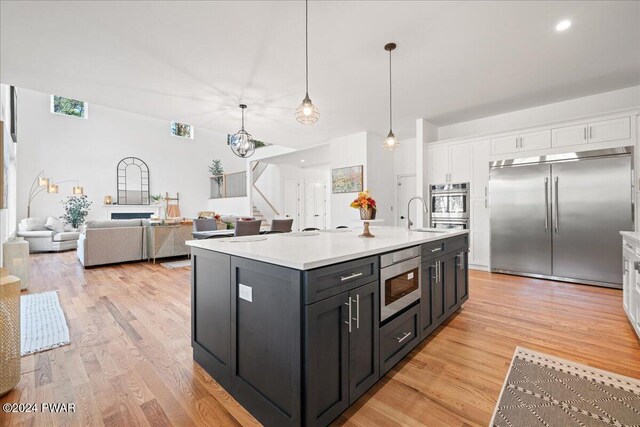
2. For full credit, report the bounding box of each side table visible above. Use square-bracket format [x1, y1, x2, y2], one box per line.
[0, 270, 21, 396]
[3, 238, 30, 290]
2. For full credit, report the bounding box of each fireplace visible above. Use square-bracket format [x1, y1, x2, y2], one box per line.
[111, 212, 154, 220]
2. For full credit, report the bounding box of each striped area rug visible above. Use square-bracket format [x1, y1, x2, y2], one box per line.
[491, 347, 640, 426]
[20, 291, 70, 356]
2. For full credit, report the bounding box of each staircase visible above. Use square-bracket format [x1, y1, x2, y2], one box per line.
[252, 204, 269, 227]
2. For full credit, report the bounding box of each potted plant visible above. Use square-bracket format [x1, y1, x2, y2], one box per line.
[209, 159, 224, 197]
[60, 195, 93, 229]
[350, 190, 377, 220]
[151, 194, 163, 204]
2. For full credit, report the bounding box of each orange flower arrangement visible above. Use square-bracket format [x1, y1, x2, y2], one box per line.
[350, 190, 377, 210]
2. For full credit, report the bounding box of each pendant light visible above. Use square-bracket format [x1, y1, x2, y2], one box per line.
[229, 104, 256, 158]
[383, 42, 399, 151]
[294, 0, 319, 125]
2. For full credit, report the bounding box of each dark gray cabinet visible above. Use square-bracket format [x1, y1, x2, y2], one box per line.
[420, 242, 469, 340]
[304, 280, 379, 426]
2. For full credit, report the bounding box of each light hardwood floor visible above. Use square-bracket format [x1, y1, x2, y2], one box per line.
[1, 252, 639, 426]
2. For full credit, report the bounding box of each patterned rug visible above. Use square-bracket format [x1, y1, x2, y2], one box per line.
[20, 291, 70, 355]
[491, 347, 640, 427]
[160, 260, 191, 269]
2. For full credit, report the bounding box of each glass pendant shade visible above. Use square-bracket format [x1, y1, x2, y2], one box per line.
[47, 183, 59, 193]
[295, 94, 319, 125]
[73, 186, 84, 195]
[229, 104, 255, 158]
[383, 130, 399, 151]
[38, 177, 50, 186]
[230, 129, 256, 158]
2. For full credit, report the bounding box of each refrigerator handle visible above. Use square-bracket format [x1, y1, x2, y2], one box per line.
[544, 177, 549, 232]
[554, 176, 559, 234]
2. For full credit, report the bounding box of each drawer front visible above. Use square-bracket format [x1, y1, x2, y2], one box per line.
[445, 235, 469, 254]
[380, 305, 420, 376]
[422, 240, 446, 259]
[303, 256, 379, 305]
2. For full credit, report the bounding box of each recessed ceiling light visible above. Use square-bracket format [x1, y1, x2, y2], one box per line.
[556, 20, 571, 32]
[300, 159, 305, 163]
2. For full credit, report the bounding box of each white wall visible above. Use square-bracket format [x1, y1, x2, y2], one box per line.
[366, 132, 395, 226]
[16, 88, 247, 222]
[437, 86, 640, 141]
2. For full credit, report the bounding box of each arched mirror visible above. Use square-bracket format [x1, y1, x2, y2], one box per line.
[117, 157, 150, 205]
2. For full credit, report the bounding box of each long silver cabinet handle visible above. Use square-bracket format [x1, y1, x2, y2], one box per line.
[554, 177, 559, 234]
[430, 247, 442, 253]
[624, 243, 633, 250]
[459, 252, 465, 270]
[583, 127, 587, 140]
[344, 299, 352, 333]
[355, 294, 360, 329]
[589, 126, 592, 139]
[341, 272, 363, 282]
[396, 332, 412, 343]
[544, 177, 549, 232]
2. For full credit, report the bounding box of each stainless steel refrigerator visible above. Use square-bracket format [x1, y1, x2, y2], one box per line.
[490, 147, 633, 288]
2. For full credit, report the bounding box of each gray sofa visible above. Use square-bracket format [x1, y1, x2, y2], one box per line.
[17, 217, 81, 252]
[77, 219, 148, 267]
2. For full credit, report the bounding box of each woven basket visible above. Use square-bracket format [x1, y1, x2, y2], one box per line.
[0, 272, 20, 397]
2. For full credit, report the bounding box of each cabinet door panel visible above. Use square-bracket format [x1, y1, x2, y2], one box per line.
[420, 262, 435, 339]
[520, 130, 551, 152]
[449, 143, 471, 183]
[552, 124, 587, 148]
[428, 146, 449, 185]
[456, 251, 469, 305]
[305, 293, 349, 427]
[348, 281, 379, 403]
[470, 230, 490, 267]
[490, 135, 518, 155]
[432, 259, 446, 327]
[471, 139, 490, 198]
[444, 253, 458, 315]
[471, 198, 490, 231]
[588, 117, 630, 144]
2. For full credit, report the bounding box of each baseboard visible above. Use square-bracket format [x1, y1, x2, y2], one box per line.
[469, 264, 489, 272]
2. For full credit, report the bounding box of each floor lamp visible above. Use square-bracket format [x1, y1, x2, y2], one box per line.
[27, 170, 84, 217]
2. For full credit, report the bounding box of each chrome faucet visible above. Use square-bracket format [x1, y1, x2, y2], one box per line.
[406, 196, 428, 230]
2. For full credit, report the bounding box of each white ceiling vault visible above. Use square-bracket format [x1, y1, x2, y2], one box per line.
[1, 1, 639, 149]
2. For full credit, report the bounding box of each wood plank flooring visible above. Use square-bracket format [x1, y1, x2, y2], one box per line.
[1, 252, 638, 426]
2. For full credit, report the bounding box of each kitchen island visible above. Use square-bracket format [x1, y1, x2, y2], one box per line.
[186, 227, 469, 427]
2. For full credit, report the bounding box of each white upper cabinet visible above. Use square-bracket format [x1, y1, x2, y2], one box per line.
[471, 139, 490, 198]
[588, 117, 630, 144]
[520, 130, 551, 152]
[490, 135, 518, 155]
[552, 117, 630, 148]
[552, 124, 588, 147]
[427, 143, 471, 184]
[490, 130, 550, 155]
[427, 145, 449, 185]
[449, 143, 471, 183]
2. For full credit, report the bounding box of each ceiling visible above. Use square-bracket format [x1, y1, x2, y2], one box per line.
[1, 1, 639, 148]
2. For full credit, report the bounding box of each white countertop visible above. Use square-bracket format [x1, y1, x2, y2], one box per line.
[186, 227, 468, 270]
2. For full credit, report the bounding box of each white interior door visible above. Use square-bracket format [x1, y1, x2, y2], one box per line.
[284, 178, 301, 231]
[304, 181, 327, 229]
[396, 174, 416, 227]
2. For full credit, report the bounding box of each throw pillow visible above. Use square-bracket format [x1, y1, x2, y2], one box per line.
[45, 216, 66, 233]
[22, 218, 48, 231]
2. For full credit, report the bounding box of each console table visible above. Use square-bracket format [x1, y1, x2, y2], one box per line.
[146, 223, 192, 263]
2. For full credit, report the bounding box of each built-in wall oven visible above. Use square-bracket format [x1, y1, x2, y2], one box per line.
[380, 246, 421, 321]
[430, 183, 470, 229]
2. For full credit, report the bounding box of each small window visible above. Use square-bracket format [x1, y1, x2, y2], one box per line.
[51, 95, 88, 118]
[171, 121, 194, 139]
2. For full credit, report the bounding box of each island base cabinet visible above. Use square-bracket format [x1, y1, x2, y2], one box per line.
[191, 249, 232, 389]
[380, 304, 420, 376]
[304, 281, 379, 427]
[230, 258, 303, 427]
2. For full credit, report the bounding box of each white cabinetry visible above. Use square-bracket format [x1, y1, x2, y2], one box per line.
[490, 130, 551, 155]
[471, 140, 490, 198]
[552, 117, 630, 148]
[621, 237, 640, 339]
[427, 142, 470, 184]
[470, 198, 490, 268]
